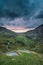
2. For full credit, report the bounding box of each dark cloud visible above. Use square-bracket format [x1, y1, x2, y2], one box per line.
[35, 10, 43, 19]
[0, 0, 37, 19]
[0, 0, 43, 28]
[0, 22, 4, 26]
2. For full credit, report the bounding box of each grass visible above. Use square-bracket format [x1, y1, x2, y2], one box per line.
[0, 52, 43, 65]
[0, 34, 43, 53]
[0, 33, 43, 65]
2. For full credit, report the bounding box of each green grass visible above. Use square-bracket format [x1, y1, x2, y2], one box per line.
[0, 33, 43, 53]
[0, 53, 43, 65]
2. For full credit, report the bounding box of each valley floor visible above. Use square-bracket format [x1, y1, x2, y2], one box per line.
[0, 49, 43, 65]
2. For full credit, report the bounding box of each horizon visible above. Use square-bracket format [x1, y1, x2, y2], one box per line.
[2, 24, 43, 33]
[3, 25, 35, 33]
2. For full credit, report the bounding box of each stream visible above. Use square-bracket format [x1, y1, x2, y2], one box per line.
[6, 50, 30, 56]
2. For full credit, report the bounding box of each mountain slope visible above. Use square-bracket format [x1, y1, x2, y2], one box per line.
[0, 26, 16, 37]
[0, 27, 16, 44]
[25, 24, 43, 43]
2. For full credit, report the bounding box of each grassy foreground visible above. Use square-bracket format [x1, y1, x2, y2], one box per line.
[0, 52, 43, 65]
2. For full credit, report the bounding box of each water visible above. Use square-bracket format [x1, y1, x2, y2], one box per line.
[6, 51, 18, 56]
[6, 50, 30, 56]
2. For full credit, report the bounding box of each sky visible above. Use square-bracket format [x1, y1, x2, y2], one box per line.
[0, 0, 43, 32]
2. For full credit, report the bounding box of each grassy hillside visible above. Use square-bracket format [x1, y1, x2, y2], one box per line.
[0, 52, 43, 65]
[0, 34, 43, 53]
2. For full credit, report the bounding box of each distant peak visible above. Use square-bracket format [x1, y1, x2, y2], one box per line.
[40, 24, 43, 27]
[38, 24, 43, 28]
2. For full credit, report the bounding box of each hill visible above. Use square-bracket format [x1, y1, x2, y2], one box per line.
[0, 26, 16, 36]
[25, 24, 43, 43]
[0, 26, 16, 45]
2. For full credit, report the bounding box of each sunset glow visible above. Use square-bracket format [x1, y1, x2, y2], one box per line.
[3, 25, 35, 33]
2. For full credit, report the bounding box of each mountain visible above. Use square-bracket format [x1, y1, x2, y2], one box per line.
[0, 27, 16, 44]
[25, 24, 43, 43]
[0, 26, 16, 37]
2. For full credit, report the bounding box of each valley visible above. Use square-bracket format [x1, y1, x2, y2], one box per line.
[0, 24, 43, 65]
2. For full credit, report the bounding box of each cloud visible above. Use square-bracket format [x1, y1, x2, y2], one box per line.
[35, 10, 43, 19]
[0, 0, 43, 29]
[0, 0, 39, 19]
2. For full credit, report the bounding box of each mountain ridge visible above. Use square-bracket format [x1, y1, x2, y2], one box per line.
[0, 26, 16, 37]
[25, 24, 43, 44]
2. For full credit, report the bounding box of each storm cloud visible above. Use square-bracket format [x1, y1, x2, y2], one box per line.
[0, 0, 37, 18]
[0, 0, 43, 28]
